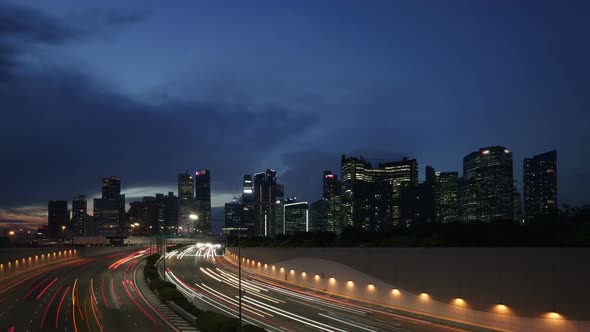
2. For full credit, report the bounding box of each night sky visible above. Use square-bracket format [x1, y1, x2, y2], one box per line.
[1, 1, 588, 230]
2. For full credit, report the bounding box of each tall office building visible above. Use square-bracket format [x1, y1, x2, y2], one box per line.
[435, 172, 459, 223]
[322, 171, 339, 199]
[341, 155, 375, 229]
[102, 177, 121, 199]
[128, 197, 159, 235]
[461, 146, 514, 223]
[283, 202, 309, 235]
[523, 150, 558, 222]
[195, 169, 212, 234]
[254, 169, 283, 237]
[241, 174, 257, 237]
[224, 200, 242, 228]
[341, 155, 417, 231]
[243, 175, 253, 195]
[310, 199, 329, 233]
[177, 171, 196, 234]
[513, 189, 523, 223]
[71, 195, 87, 236]
[274, 197, 297, 235]
[156, 192, 178, 234]
[48, 200, 68, 239]
[312, 171, 344, 233]
[399, 167, 436, 227]
[94, 198, 120, 235]
[155, 194, 166, 231]
[421, 166, 437, 224]
[101, 176, 126, 229]
[375, 158, 419, 226]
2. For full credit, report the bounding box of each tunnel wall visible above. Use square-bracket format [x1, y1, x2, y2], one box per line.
[0, 246, 139, 279]
[0, 248, 78, 278]
[226, 247, 590, 332]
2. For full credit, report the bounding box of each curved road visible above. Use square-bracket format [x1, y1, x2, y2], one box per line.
[164, 245, 471, 332]
[0, 247, 179, 332]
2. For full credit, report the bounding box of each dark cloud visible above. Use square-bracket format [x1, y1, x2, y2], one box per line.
[0, 3, 76, 43]
[0, 3, 146, 78]
[1, 0, 589, 230]
[0, 67, 316, 208]
[0, 3, 316, 211]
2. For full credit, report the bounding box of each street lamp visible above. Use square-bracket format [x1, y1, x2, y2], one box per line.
[189, 214, 198, 236]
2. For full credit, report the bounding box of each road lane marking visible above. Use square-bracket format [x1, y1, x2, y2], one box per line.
[72, 278, 79, 332]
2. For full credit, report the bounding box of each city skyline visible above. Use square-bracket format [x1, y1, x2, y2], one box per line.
[1, 1, 589, 228]
[0, 146, 571, 231]
[5, 146, 559, 236]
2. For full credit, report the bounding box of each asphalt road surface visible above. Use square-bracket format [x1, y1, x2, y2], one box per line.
[0, 247, 179, 332]
[164, 245, 471, 332]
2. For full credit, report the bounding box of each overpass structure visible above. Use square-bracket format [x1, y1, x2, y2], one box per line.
[226, 247, 590, 332]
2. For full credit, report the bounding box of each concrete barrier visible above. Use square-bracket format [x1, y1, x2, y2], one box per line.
[0, 248, 78, 279]
[226, 247, 590, 332]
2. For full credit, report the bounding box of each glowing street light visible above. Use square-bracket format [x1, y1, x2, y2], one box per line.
[189, 214, 198, 220]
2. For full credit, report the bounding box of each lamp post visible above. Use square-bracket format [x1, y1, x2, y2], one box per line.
[162, 235, 167, 277]
[237, 228, 242, 331]
[189, 214, 198, 237]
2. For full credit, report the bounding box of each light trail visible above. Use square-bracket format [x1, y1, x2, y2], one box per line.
[122, 279, 155, 323]
[111, 276, 122, 306]
[22, 277, 48, 299]
[72, 278, 80, 332]
[36, 277, 58, 300]
[89, 278, 104, 332]
[55, 285, 72, 328]
[318, 312, 378, 332]
[241, 295, 347, 332]
[101, 276, 108, 307]
[40, 285, 62, 328]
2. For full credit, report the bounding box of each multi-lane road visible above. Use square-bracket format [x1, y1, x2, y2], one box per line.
[0, 247, 185, 332]
[0, 244, 473, 332]
[164, 245, 470, 332]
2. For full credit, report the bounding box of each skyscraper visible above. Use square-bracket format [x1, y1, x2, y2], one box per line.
[102, 176, 121, 199]
[420, 166, 437, 224]
[375, 158, 419, 226]
[101, 176, 126, 230]
[195, 169, 212, 234]
[283, 202, 309, 235]
[310, 199, 329, 233]
[177, 171, 196, 234]
[461, 146, 514, 223]
[156, 192, 178, 234]
[128, 197, 159, 235]
[241, 174, 257, 237]
[274, 197, 297, 235]
[435, 172, 459, 223]
[341, 155, 375, 229]
[341, 155, 417, 231]
[93, 198, 120, 235]
[322, 171, 339, 199]
[48, 200, 68, 239]
[523, 150, 558, 222]
[224, 200, 242, 229]
[71, 195, 87, 236]
[513, 188, 523, 223]
[312, 171, 344, 234]
[254, 169, 282, 237]
[243, 174, 253, 195]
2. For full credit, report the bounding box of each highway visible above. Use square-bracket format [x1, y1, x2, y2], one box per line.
[0, 247, 181, 332]
[164, 245, 470, 332]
